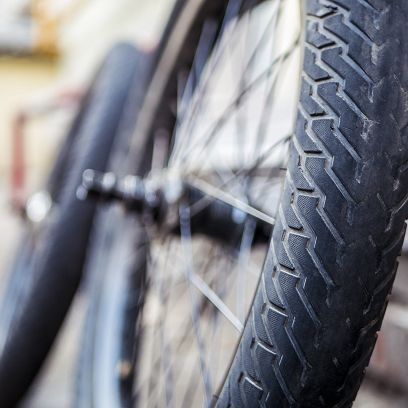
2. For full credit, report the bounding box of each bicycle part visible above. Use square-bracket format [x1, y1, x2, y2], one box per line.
[0, 43, 145, 406]
[78, 0, 408, 406]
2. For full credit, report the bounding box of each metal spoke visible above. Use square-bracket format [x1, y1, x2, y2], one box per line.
[135, 0, 304, 405]
[171, 1, 282, 165]
[251, 0, 285, 162]
[158, 254, 175, 406]
[169, 135, 291, 231]
[175, 37, 300, 168]
[175, 63, 276, 165]
[235, 0, 280, 173]
[144, 238, 172, 405]
[179, 205, 213, 403]
[187, 177, 275, 226]
[140, 238, 199, 404]
[179, 246, 238, 406]
[176, 19, 218, 130]
[190, 270, 244, 333]
[171, 0, 246, 160]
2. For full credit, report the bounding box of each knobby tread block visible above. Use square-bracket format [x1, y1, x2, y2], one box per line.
[217, 0, 408, 406]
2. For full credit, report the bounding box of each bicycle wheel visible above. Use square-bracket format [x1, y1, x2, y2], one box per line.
[0, 43, 144, 406]
[78, 1, 408, 407]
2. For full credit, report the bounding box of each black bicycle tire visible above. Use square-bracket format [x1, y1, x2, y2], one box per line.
[75, 46, 156, 408]
[0, 42, 143, 406]
[216, 1, 408, 406]
[78, 1, 408, 407]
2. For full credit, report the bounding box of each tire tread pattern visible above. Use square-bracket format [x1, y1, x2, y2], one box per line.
[217, 0, 408, 406]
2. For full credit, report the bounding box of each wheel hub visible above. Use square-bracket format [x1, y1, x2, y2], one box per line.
[77, 169, 273, 244]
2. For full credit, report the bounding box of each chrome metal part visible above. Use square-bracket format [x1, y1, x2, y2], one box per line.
[78, 169, 273, 243]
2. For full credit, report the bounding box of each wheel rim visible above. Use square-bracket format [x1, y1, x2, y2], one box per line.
[134, 0, 304, 405]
